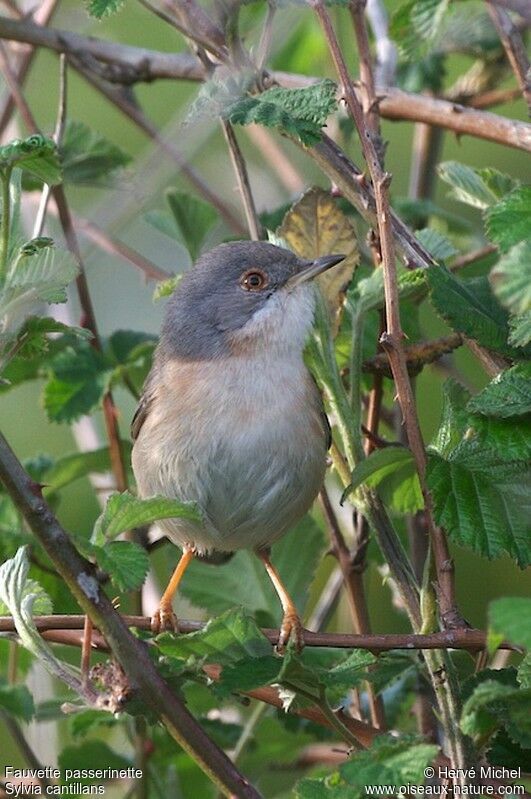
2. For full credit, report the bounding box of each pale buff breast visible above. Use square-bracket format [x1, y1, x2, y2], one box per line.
[131, 353, 328, 553]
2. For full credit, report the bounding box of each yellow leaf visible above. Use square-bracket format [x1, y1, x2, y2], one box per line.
[279, 187, 359, 331]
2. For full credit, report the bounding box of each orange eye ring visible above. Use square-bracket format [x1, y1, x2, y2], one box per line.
[240, 269, 268, 291]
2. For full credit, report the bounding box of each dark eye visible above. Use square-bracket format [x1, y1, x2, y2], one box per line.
[240, 269, 268, 291]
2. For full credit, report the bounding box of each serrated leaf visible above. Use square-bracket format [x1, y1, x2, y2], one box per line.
[391, 0, 450, 60]
[461, 677, 531, 747]
[427, 446, 531, 567]
[0, 135, 61, 184]
[427, 268, 526, 358]
[1, 245, 78, 338]
[467, 364, 531, 418]
[437, 162, 514, 210]
[415, 228, 457, 262]
[69, 709, 118, 738]
[340, 736, 438, 790]
[42, 442, 132, 491]
[279, 187, 358, 328]
[0, 548, 82, 691]
[156, 607, 272, 665]
[508, 312, 531, 348]
[180, 515, 324, 627]
[227, 80, 338, 146]
[43, 343, 113, 423]
[86, 0, 126, 18]
[490, 240, 531, 316]
[93, 491, 200, 545]
[469, 415, 531, 462]
[485, 186, 531, 252]
[518, 655, 531, 689]
[0, 683, 35, 721]
[8, 317, 91, 362]
[60, 121, 130, 186]
[95, 541, 149, 592]
[489, 597, 531, 650]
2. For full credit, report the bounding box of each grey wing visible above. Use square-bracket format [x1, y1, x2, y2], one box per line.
[131, 383, 156, 441]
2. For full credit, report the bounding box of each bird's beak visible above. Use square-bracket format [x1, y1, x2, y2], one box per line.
[286, 253, 346, 289]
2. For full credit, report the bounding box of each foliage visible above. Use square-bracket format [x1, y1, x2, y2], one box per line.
[0, 1, 529, 797]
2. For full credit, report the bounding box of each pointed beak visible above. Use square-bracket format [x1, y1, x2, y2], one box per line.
[286, 253, 346, 289]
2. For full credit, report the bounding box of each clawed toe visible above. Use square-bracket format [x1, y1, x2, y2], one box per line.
[276, 612, 305, 655]
[151, 605, 179, 635]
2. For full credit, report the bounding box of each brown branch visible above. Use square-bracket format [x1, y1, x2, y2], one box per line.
[0, 614, 516, 652]
[221, 120, 262, 240]
[489, 0, 531, 21]
[486, 1, 531, 114]
[0, 16, 529, 151]
[363, 334, 464, 378]
[450, 244, 497, 272]
[0, 432, 262, 799]
[138, 0, 227, 62]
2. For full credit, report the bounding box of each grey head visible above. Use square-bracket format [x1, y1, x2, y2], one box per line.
[160, 241, 344, 361]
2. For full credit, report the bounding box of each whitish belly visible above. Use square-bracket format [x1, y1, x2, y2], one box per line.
[132, 356, 328, 553]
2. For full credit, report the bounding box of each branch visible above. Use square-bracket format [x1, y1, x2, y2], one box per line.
[0, 16, 529, 151]
[363, 334, 464, 378]
[221, 120, 262, 240]
[0, 615, 516, 651]
[0, 432, 261, 799]
[485, 1, 531, 114]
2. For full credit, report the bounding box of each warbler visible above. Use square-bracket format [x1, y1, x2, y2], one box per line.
[131, 241, 344, 651]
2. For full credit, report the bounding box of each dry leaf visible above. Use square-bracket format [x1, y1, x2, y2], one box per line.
[279, 187, 359, 331]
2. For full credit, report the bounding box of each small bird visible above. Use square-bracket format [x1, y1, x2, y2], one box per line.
[131, 241, 344, 651]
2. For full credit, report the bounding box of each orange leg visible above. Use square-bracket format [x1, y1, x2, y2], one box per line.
[151, 548, 195, 634]
[257, 549, 305, 654]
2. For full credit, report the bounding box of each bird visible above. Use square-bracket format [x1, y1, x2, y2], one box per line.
[131, 240, 344, 652]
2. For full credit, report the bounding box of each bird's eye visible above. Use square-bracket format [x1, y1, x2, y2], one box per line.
[240, 269, 268, 291]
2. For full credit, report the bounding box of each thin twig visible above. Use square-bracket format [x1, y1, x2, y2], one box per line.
[486, 1, 531, 115]
[0, 615, 514, 652]
[221, 120, 262, 240]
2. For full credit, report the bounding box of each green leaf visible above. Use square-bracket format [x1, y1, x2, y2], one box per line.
[0, 682, 35, 721]
[508, 312, 531, 348]
[489, 597, 531, 649]
[93, 491, 200, 545]
[60, 121, 130, 186]
[180, 515, 324, 626]
[437, 162, 515, 209]
[43, 343, 113, 423]
[427, 446, 531, 567]
[415, 228, 457, 262]
[86, 0, 126, 18]
[227, 80, 338, 146]
[427, 268, 525, 358]
[1, 244, 78, 338]
[165, 189, 218, 261]
[95, 541, 149, 592]
[461, 676, 531, 747]
[42, 442, 132, 491]
[490, 240, 531, 317]
[156, 607, 272, 665]
[0, 548, 82, 691]
[59, 742, 131, 784]
[518, 655, 531, 689]
[7, 317, 91, 362]
[470, 415, 531, 462]
[69, 709, 118, 738]
[153, 275, 180, 301]
[485, 186, 531, 252]
[430, 379, 470, 456]
[391, 0, 450, 60]
[467, 364, 531, 418]
[0, 135, 61, 185]
[298, 735, 438, 797]
[342, 446, 416, 503]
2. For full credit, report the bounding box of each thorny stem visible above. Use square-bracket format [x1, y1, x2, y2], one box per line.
[313, 0, 471, 771]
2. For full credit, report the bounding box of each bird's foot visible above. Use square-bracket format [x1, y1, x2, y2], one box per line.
[276, 610, 305, 655]
[151, 603, 179, 635]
